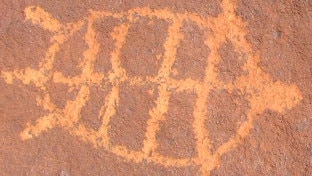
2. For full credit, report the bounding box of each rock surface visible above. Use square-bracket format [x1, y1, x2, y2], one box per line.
[1, 0, 311, 175]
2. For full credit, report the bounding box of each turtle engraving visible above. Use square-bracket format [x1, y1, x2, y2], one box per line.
[1, 0, 302, 175]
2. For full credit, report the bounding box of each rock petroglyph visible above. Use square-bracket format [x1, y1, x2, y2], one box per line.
[1, 0, 303, 175]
